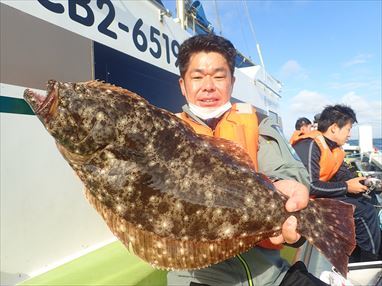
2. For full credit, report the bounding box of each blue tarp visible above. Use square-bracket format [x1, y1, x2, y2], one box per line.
[188, 0, 214, 34]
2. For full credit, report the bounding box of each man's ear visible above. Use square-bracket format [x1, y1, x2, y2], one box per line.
[330, 123, 339, 134]
[179, 77, 186, 98]
[231, 76, 236, 93]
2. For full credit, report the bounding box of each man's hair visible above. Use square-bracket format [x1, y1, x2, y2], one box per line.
[313, 113, 321, 124]
[295, 117, 312, 130]
[318, 104, 358, 132]
[178, 34, 237, 78]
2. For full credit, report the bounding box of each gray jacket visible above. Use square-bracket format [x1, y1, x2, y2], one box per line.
[257, 116, 310, 188]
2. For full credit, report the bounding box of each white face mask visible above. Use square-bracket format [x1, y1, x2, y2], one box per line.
[189, 102, 232, 120]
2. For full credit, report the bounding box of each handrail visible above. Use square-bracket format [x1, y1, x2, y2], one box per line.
[148, 0, 172, 17]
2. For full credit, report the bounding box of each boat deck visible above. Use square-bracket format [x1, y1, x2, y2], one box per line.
[19, 242, 297, 285]
[19, 242, 167, 286]
[365, 152, 382, 170]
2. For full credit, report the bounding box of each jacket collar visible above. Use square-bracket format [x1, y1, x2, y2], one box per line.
[323, 135, 340, 150]
[182, 104, 206, 126]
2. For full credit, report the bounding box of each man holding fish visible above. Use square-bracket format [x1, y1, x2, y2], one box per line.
[168, 34, 326, 286]
[24, 35, 354, 286]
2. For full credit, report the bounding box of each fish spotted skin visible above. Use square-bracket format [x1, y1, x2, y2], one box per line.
[24, 80, 356, 276]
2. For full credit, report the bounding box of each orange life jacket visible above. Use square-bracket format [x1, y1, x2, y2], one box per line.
[295, 130, 345, 181]
[177, 103, 281, 250]
[177, 103, 259, 170]
[289, 130, 305, 146]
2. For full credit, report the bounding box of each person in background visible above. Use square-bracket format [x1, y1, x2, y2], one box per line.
[292, 104, 381, 262]
[311, 113, 321, 131]
[289, 117, 312, 145]
[167, 34, 327, 286]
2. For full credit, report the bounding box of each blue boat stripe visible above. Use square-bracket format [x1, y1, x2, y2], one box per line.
[0, 96, 34, 115]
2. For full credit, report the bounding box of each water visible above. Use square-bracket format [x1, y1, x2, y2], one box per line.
[347, 138, 382, 151]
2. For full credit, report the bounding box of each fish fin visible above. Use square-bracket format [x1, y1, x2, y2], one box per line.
[84, 188, 262, 270]
[199, 135, 256, 170]
[298, 198, 356, 277]
[83, 80, 150, 102]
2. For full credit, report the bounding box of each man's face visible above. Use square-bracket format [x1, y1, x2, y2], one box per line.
[332, 122, 352, 146]
[301, 124, 312, 134]
[179, 51, 235, 108]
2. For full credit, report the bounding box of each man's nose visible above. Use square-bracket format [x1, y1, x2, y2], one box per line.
[202, 76, 215, 91]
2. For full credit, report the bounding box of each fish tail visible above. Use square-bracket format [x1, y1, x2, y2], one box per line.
[297, 198, 356, 277]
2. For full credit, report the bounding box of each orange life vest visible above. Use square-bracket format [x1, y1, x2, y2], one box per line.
[177, 103, 259, 170]
[177, 103, 281, 250]
[295, 130, 345, 181]
[289, 130, 305, 146]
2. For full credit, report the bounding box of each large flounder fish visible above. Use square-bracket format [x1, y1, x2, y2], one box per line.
[24, 80, 355, 276]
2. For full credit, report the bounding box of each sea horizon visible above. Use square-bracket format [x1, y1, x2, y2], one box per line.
[348, 138, 382, 151]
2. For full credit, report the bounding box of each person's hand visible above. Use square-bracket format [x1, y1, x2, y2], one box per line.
[269, 179, 309, 245]
[346, 177, 368, 194]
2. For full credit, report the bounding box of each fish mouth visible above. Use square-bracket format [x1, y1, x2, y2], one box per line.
[23, 80, 58, 120]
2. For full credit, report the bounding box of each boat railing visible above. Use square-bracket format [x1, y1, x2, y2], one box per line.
[149, 0, 172, 17]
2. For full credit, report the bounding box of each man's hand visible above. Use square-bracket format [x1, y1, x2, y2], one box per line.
[269, 180, 309, 245]
[346, 177, 368, 194]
